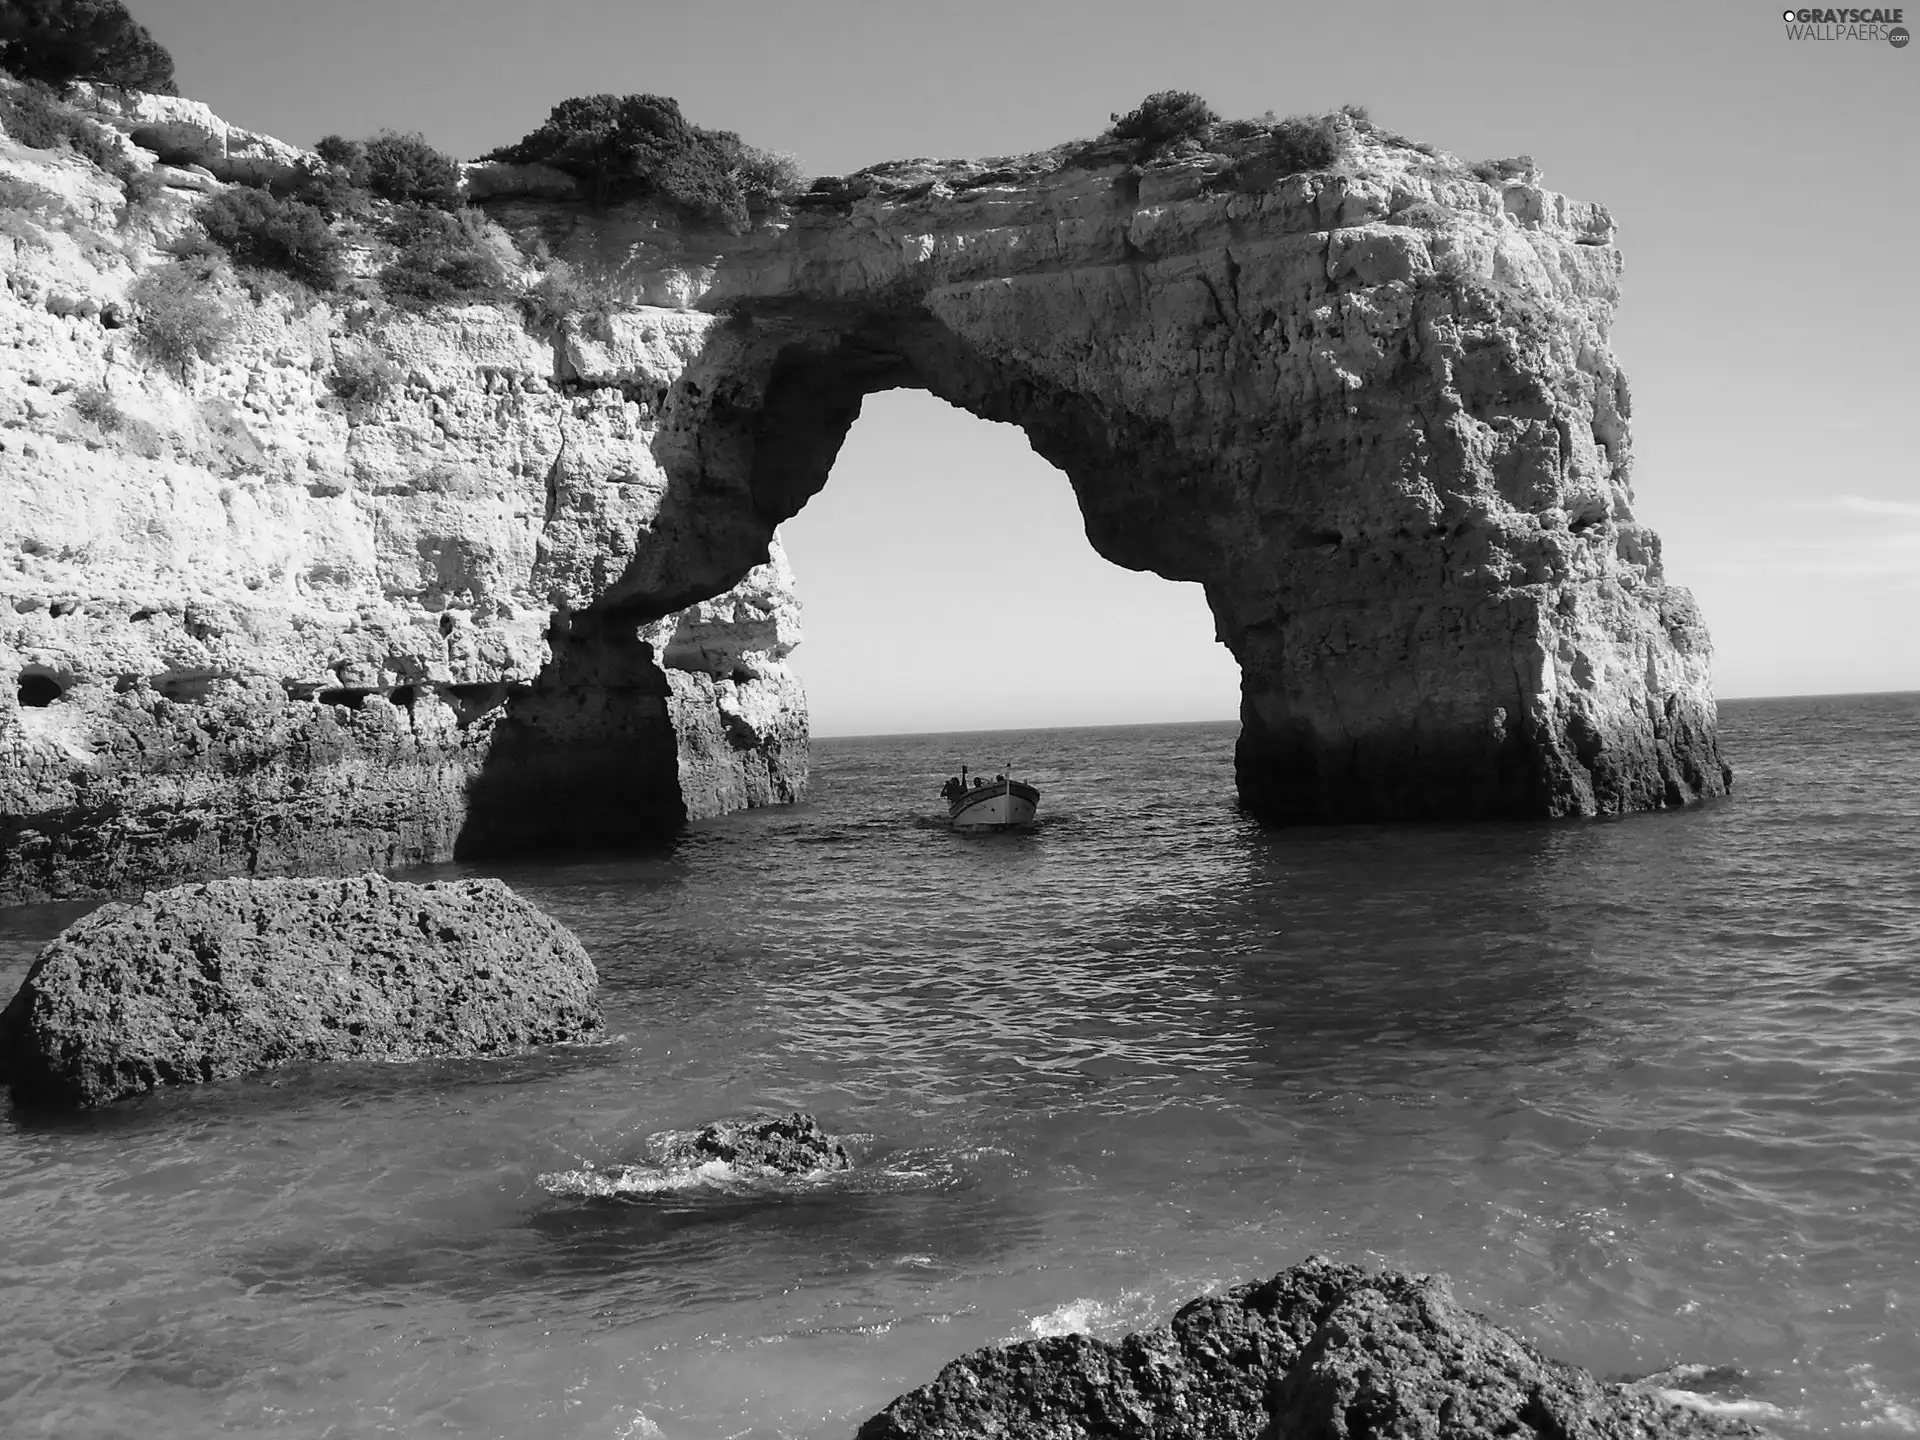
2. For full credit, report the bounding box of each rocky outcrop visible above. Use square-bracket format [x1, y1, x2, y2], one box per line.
[538, 1111, 851, 1198]
[651, 1111, 852, 1174]
[0, 873, 600, 1107]
[857, 1257, 1762, 1440]
[0, 88, 806, 901]
[0, 90, 1728, 900]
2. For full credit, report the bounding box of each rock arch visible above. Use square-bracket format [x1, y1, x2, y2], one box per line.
[522, 138, 1729, 825]
[0, 102, 1730, 901]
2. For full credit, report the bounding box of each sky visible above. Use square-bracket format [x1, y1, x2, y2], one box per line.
[128, 0, 1918, 734]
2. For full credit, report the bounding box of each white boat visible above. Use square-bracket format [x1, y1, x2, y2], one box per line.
[940, 766, 1040, 830]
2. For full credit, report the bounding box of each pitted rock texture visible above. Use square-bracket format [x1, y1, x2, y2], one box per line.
[856, 1257, 1763, 1440]
[652, 1111, 853, 1176]
[0, 85, 805, 902]
[0, 873, 600, 1108]
[0, 90, 1726, 902]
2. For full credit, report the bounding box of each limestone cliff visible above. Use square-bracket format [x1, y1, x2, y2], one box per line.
[0, 86, 804, 902]
[0, 90, 1727, 901]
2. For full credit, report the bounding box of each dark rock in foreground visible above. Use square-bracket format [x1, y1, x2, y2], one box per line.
[654, 1111, 852, 1175]
[0, 874, 600, 1108]
[857, 1257, 1764, 1440]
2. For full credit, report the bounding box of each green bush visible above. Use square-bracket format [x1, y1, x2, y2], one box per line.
[0, 171, 61, 214]
[0, 0, 176, 92]
[117, 163, 165, 214]
[1471, 156, 1534, 185]
[724, 139, 804, 206]
[327, 345, 400, 406]
[313, 134, 372, 186]
[0, 79, 129, 173]
[1266, 114, 1344, 175]
[518, 258, 620, 330]
[362, 130, 462, 208]
[292, 131, 462, 219]
[483, 93, 789, 229]
[378, 204, 504, 306]
[128, 258, 233, 374]
[196, 185, 343, 289]
[1109, 90, 1219, 151]
[71, 383, 120, 430]
[286, 155, 371, 220]
[1213, 114, 1276, 144]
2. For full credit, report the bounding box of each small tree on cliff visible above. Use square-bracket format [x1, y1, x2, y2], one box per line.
[1109, 90, 1218, 151]
[0, 0, 176, 93]
[482, 93, 797, 229]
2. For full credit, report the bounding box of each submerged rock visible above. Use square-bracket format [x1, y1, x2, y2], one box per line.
[655, 1111, 852, 1174]
[857, 1256, 1765, 1440]
[540, 1111, 852, 1199]
[0, 874, 600, 1108]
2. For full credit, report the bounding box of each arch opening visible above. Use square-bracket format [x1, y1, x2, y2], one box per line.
[775, 388, 1240, 737]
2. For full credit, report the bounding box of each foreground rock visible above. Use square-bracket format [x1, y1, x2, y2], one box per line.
[0, 874, 600, 1107]
[857, 1257, 1762, 1440]
[540, 1111, 852, 1198]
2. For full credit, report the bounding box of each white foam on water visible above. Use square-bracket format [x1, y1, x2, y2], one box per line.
[1650, 1389, 1789, 1422]
[1845, 1365, 1920, 1433]
[538, 1156, 849, 1199]
[615, 1412, 668, 1440]
[1026, 1289, 1152, 1339]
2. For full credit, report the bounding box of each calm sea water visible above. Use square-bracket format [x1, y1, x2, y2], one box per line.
[1, 694, 1917, 1439]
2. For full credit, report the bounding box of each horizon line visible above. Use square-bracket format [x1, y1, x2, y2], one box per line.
[810, 687, 1920, 741]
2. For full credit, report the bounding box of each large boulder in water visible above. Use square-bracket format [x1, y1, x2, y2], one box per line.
[856, 1256, 1764, 1440]
[0, 874, 600, 1108]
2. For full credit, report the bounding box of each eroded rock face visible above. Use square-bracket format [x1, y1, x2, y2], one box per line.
[535, 132, 1731, 825]
[857, 1257, 1763, 1440]
[0, 873, 601, 1108]
[0, 92, 805, 902]
[0, 91, 1727, 901]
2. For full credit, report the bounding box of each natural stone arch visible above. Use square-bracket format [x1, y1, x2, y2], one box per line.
[537, 144, 1729, 824]
[0, 100, 1732, 902]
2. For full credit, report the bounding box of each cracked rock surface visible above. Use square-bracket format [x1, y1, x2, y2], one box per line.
[0, 872, 600, 1108]
[856, 1257, 1765, 1440]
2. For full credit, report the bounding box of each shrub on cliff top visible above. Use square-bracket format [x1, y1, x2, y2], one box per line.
[286, 153, 371, 220]
[196, 185, 343, 289]
[1265, 114, 1344, 175]
[363, 130, 463, 208]
[0, 0, 176, 93]
[311, 129, 462, 209]
[482, 92, 793, 229]
[1471, 155, 1535, 185]
[1109, 90, 1219, 151]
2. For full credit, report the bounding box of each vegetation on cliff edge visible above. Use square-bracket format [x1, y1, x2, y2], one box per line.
[0, 0, 175, 93]
[482, 92, 802, 229]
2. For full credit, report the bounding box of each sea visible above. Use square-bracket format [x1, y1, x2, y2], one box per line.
[1, 692, 1917, 1440]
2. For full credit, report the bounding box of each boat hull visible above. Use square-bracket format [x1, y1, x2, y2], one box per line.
[949, 780, 1040, 830]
